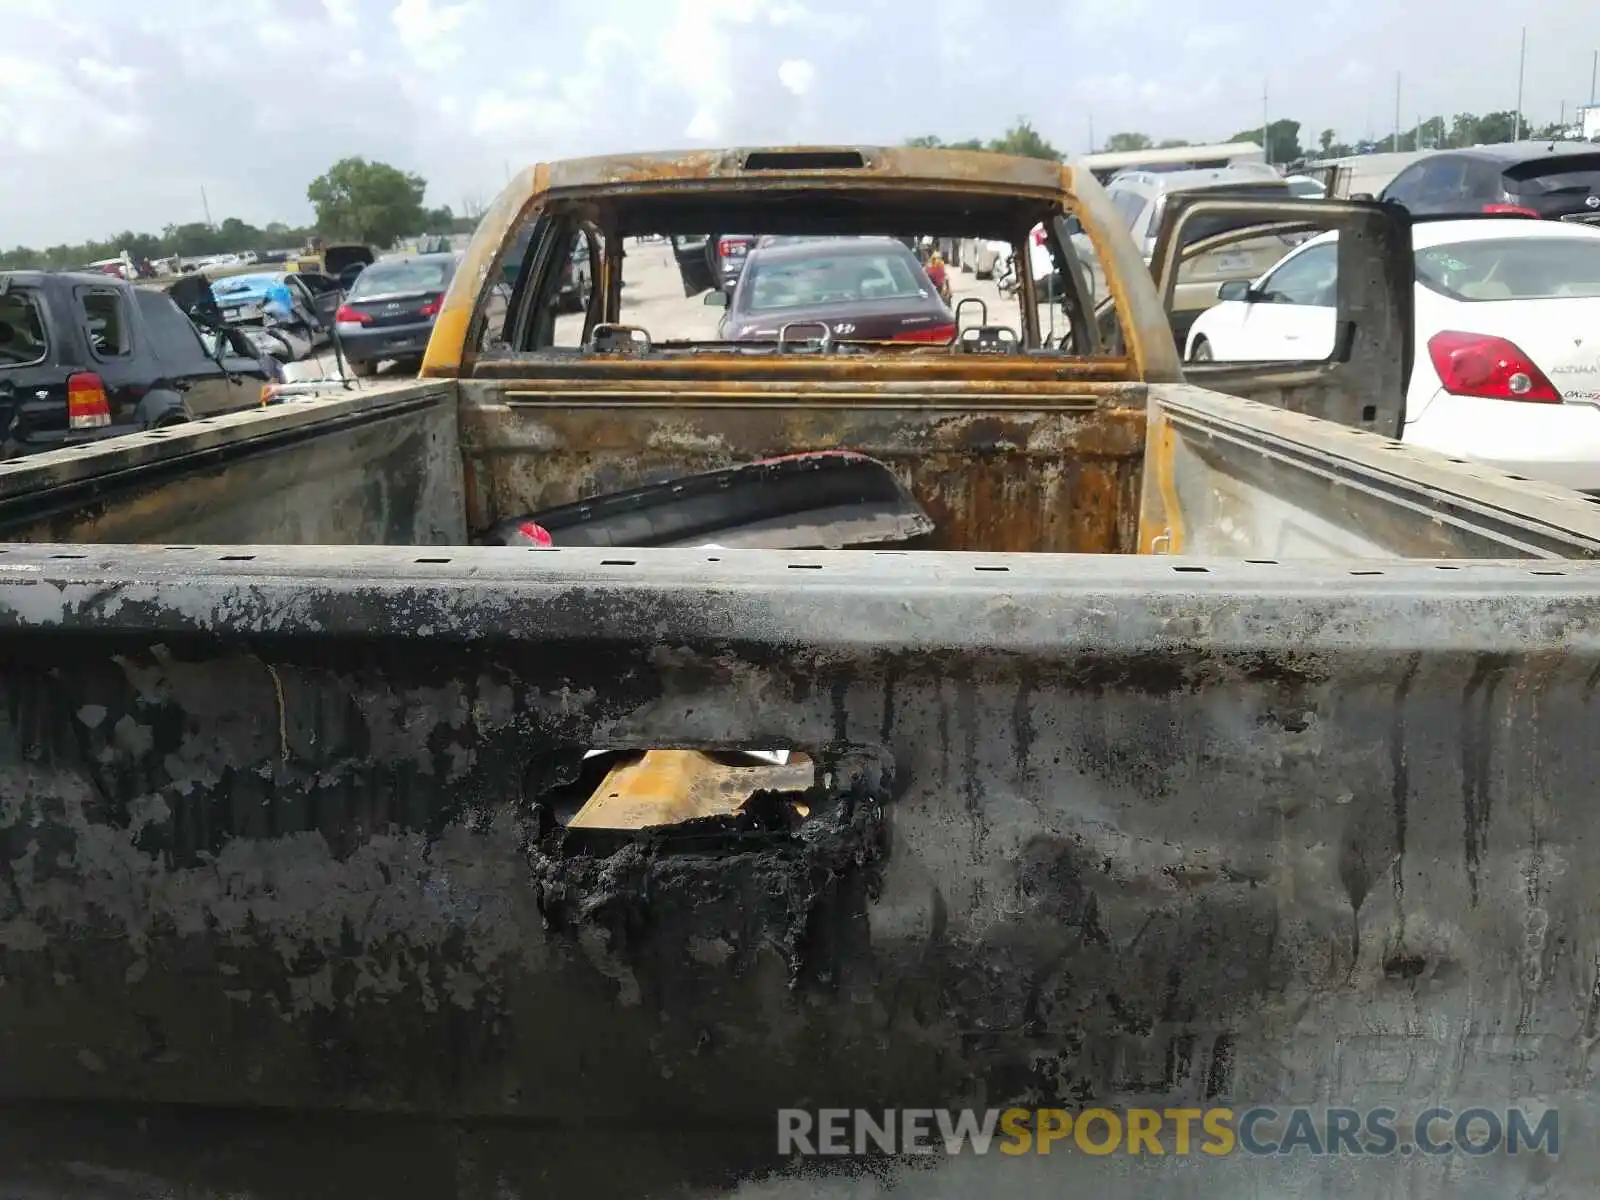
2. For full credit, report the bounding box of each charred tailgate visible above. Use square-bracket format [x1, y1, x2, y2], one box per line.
[0, 545, 1595, 1199]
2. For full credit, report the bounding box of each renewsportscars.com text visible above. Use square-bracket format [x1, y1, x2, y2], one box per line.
[777, 1106, 1559, 1158]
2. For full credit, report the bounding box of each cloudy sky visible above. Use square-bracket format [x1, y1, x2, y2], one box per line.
[2, 0, 1596, 246]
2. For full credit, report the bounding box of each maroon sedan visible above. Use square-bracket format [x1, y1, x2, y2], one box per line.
[714, 237, 956, 343]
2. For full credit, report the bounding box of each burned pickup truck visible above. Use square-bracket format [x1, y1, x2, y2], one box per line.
[0, 147, 1595, 1199]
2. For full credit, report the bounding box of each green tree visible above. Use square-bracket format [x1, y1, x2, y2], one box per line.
[1102, 131, 1152, 152]
[903, 135, 989, 152]
[988, 118, 1062, 161]
[306, 157, 428, 248]
[1156, 138, 1191, 149]
[1319, 128, 1336, 154]
[1474, 111, 1519, 144]
[1230, 118, 1302, 164]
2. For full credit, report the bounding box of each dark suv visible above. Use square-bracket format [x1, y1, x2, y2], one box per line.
[0, 271, 278, 457]
[1378, 143, 1600, 223]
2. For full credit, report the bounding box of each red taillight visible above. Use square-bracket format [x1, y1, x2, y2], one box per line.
[1483, 203, 1541, 217]
[335, 304, 371, 324]
[66, 373, 110, 430]
[893, 323, 957, 343]
[718, 238, 749, 257]
[1427, 331, 1562, 403]
[418, 295, 444, 318]
[1031, 226, 1048, 245]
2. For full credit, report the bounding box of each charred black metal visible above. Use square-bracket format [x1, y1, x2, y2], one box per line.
[531, 782, 889, 998]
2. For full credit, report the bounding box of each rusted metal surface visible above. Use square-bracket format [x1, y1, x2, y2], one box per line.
[0, 387, 464, 545]
[457, 379, 1149, 552]
[1139, 385, 1600, 558]
[0, 548, 1596, 1198]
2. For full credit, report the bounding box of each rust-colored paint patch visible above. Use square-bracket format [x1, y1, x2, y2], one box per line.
[1137, 407, 1188, 555]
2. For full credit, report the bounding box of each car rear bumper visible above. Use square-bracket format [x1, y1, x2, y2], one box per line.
[336, 321, 435, 363]
[1406, 390, 1600, 492]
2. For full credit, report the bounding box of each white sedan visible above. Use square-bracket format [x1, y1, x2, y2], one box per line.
[1184, 218, 1600, 492]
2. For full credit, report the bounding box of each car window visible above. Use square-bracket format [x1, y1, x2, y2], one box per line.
[1414, 158, 1472, 208]
[78, 288, 132, 357]
[133, 288, 212, 368]
[1504, 156, 1600, 196]
[740, 248, 929, 313]
[0, 288, 48, 367]
[1167, 184, 1294, 247]
[348, 260, 453, 297]
[1110, 190, 1145, 231]
[1415, 236, 1600, 300]
[1382, 165, 1424, 205]
[1259, 242, 1338, 306]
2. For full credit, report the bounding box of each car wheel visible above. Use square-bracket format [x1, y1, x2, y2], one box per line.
[349, 358, 378, 378]
[1189, 337, 1213, 362]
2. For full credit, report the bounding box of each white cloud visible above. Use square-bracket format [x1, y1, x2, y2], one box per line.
[391, 0, 477, 71]
[1, 0, 1597, 245]
[75, 57, 139, 87]
[777, 58, 815, 96]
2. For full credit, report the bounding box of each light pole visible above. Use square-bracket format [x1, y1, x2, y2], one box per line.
[1393, 73, 1401, 151]
[1514, 26, 1527, 140]
[1262, 80, 1270, 164]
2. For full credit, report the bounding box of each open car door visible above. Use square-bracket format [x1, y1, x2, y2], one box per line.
[1146, 195, 1413, 439]
[670, 235, 717, 296]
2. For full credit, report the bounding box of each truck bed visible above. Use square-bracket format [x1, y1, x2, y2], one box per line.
[1, 375, 1597, 558]
[0, 545, 1595, 1198]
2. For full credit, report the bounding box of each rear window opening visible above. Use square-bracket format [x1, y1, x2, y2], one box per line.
[348, 259, 454, 298]
[1505, 156, 1600, 196]
[476, 188, 1124, 363]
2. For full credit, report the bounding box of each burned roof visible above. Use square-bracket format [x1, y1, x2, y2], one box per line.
[536, 146, 1070, 196]
[520, 147, 1076, 240]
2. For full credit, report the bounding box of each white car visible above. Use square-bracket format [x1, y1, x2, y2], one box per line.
[1184, 218, 1600, 492]
[1283, 175, 1328, 199]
